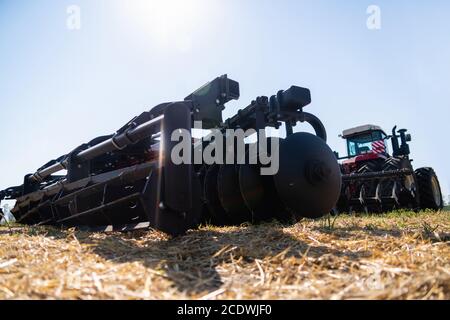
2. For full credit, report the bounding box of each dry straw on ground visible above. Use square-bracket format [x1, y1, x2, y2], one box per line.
[0, 211, 449, 300]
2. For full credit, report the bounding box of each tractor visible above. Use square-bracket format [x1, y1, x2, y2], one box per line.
[336, 124, 443, 213]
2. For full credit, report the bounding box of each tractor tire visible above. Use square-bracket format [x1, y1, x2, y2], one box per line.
[358, 161, 380, 174]
[357, 161, 381, 213]
[378, 157, 417, 211]
[379, 158, 401, 211]
[415, 167, 443, 210]
[382, 157, 401, 170]
[336, 164, 349, 213]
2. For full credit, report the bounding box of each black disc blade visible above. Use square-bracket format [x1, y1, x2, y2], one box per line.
[217, 164, 252, 224]
[239, 164, 264, 211]
[204, 164, 233, 226]
[273, 132, 341, 219]
[239, 163, 291, 222]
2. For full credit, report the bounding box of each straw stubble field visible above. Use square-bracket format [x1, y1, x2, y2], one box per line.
[0, 210, 449, 300]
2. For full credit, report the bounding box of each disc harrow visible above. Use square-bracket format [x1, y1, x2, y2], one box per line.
[0, 75, 342, 236]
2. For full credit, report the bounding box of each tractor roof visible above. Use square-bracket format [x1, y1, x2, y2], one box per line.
[342, 124, 387, 139]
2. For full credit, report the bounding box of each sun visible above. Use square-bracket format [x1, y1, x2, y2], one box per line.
[120, 0, 209, 51]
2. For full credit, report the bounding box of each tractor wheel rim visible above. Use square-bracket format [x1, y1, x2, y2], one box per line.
[431, 176, 441, 206]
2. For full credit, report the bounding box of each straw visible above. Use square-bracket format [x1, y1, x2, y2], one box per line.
[0, 210, 448, 300]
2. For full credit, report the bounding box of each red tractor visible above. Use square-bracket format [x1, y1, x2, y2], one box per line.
[336, 124, 443, 213]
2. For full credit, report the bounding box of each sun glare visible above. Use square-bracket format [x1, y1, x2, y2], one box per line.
[121, 0, 210, 51]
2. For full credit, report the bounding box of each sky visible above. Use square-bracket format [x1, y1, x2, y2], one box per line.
[0, 0, 449, 200]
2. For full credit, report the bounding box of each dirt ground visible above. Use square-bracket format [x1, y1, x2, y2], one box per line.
[0, 210, 449, 300]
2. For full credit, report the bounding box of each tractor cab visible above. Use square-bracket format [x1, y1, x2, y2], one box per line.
[337, 124, 390, 174]
[338, 124, 413, 174]
[342, 125, 389, 158]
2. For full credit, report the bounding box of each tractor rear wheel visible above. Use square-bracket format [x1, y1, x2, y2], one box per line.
[415, 167, 443, 210]
[379, 157, 417, 211]
[357, 161, 381, 213]
[378, 158, 401, 211]
[336, 164, 349, 213]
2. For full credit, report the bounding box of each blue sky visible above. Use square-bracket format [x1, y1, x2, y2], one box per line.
[1, 0, 449, 199]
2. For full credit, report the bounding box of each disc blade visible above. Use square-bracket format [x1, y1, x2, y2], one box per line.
[239, 163, 291, 222]
[273, 132, 341, 219]
[204, 164, 233, 226]
[217, 164, 252, 224]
